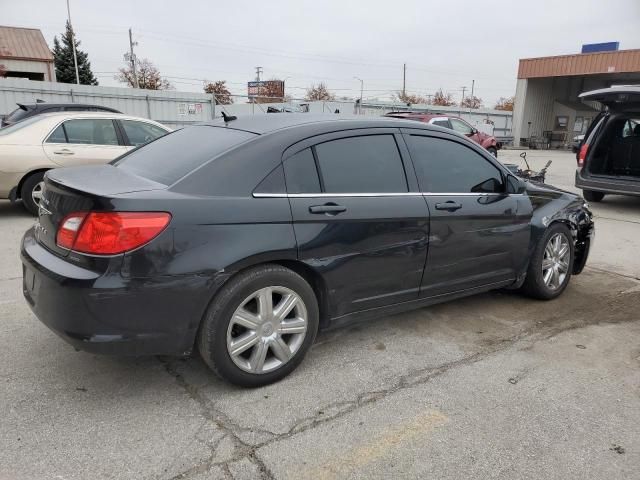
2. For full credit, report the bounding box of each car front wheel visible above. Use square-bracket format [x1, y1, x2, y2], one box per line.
[582, 190, 605, 202]
[521, 223, 574, 300]
[487, 146, 498, 157]
[198, 264, 319, 387]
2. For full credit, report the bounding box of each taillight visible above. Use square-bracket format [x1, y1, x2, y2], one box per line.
[578, 143, 589, 167]
[56, 212, 171, 255]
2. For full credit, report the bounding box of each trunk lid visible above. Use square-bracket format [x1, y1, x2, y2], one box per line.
[36, 165, 165, 257]
[579, 86, 640, 111]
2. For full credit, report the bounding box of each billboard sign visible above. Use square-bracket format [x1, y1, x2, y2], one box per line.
[248, 80, 285, 100]
[581, 42, 619, 54]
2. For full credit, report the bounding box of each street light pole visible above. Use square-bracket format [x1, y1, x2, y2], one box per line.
[66, 0, 80, 85]
[354, 77, 363, 114]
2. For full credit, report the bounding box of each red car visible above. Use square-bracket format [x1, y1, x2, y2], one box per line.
[385, 112, 500, 157]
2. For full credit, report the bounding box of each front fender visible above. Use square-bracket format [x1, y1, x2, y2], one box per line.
[526, 183, 594, 275]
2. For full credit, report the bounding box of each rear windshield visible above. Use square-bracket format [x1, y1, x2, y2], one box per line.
[114, 125, 257, 185]
[0, 115, 43, 135]
[5, 107, 31, 123]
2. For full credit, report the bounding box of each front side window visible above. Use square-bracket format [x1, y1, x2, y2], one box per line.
[449, 118, 474, 135]
[407, 135, 504, 193]
[120, 120, 168, 146]
[313, 135, 407, 193]
[63, 119, 119, 145]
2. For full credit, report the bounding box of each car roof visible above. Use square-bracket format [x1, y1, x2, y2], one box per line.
[579, 85, 640, 99]
[199, 113, 443, 135]
[34, 111, 164, 123]
[18, 103, 119, 111]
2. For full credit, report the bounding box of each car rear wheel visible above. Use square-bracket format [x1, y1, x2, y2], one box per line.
[487, 146, 498, 157]
[20, 172, 46, 215]
[582, 190, 605, 202]
[198, 264, 319, 387]
[521, 223, 574, 300]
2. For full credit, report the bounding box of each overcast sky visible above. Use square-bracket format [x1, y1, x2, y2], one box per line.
[3, 0, 640, 105]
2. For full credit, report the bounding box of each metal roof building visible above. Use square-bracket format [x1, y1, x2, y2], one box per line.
[0, 26, 56, 82]
[512, 47, 640, 147]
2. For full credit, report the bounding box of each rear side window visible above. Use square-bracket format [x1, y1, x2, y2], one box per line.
[432, 120, 451, 129]
[314, 135, 407, 193]
[46, 124, 67, 143]
[63, 119, 119, 145]
[408, 135, 503, 193]
[115, 125, 256, 185]
[284, 148, 321, 193]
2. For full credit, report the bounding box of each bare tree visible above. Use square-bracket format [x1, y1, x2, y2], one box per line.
[305, 82, 335, 101]
[494, 96, 515, 111]
[116, 58, 172, 90]
[432, 89, 456, 106]
[394, 91, 428, 105]
[256, 79, 285, 103]
[204, 80, 233, 104]
[461, 95, 483, 109]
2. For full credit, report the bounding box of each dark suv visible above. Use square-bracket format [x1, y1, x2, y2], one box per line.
[575, 86, 640, 201]
[1, 103, 121, 128]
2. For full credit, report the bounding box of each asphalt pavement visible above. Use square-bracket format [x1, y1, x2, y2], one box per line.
[0, 149, 638, 480]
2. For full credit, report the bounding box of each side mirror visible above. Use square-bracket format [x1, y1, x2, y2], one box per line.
[507, 175, 527, 194]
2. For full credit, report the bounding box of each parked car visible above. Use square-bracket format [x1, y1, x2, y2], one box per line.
[0, 112, 170, 214]
[21, 114, 594, 387]
[575, 86, 640, 202]
[385, 112, 501, 156]
[1, 102, 121, 128]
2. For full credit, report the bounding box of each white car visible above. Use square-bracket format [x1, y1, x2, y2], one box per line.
[0, 112, 170, 214]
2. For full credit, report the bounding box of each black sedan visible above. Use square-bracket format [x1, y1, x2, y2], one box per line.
[21, 115, 594, 387]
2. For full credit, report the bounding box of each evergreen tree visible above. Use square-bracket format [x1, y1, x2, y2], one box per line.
[52, 21, 98, 85]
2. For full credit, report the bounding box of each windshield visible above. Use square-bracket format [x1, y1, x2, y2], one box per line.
[114, 125, 257, 185]
[0, 115, 43, 135]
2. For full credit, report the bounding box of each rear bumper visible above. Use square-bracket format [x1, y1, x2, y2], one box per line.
[575, 169, 640, 196]
[20, 228, 210, 356]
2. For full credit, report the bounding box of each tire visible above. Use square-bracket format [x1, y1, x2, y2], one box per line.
[582, 190, 605, 202]
[487, 146, 498, 158]
[198, 264, 319, 387]
[521, 223, 574, 300]
[20, 171, 46, 215]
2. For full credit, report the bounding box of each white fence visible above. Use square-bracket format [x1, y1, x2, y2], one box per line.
[0, 79, 513, 139]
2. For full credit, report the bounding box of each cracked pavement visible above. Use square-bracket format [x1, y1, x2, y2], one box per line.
[1, 150, 639, 479]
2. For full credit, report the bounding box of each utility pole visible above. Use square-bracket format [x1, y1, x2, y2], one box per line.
[255, 66, 263, 82]
[460, 86, 467, 105]
[128, 28, 139, 88]
[470, 79, 475, 100]
[402, 63, 406, 98]
[66, 0, 80, 85]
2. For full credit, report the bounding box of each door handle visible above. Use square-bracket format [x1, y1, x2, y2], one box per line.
[309, 203, 347, 215]
[53, 149, 74, 155]
[435, 201, 462, 211]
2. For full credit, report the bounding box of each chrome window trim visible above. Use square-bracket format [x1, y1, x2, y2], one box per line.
[253, 192, 524, 198]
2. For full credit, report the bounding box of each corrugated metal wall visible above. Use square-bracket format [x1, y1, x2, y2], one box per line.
[0, 78, 215, 128]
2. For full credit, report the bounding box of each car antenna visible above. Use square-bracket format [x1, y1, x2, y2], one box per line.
[221, 111, 237, 123]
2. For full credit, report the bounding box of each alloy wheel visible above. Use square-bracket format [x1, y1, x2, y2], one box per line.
[541, 232, 570, 290]
[31, 181, 44, 207]
[226, 286, 308, 374]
